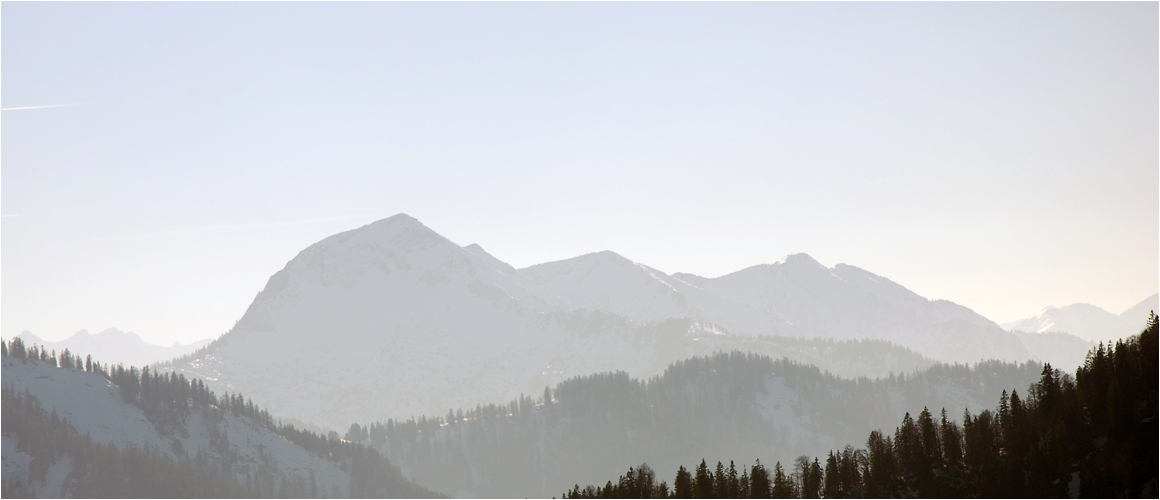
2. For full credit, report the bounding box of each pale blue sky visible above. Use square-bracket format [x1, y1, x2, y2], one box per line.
[3, 3, 1157, 344]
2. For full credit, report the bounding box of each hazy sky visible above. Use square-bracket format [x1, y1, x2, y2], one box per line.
[3, 3, 1157, 345]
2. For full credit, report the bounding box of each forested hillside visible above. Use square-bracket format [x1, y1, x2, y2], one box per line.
[563, 315, 1158, 498]
[0, 338, 438, 498]
[2, 387, 252, 498]
[352, 352, 1041, 497]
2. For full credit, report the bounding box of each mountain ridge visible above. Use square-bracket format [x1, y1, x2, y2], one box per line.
[1002, 293, 1159, 342]
[165, 214, 1077, 430]
[15, 328, 211, 368]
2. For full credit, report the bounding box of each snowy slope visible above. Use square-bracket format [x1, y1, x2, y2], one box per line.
[1002, 293, 1159, 342]
[16, 328, 210, 368]
[521, 251, 795, 337]
[680, 254, 1031, 363]
[1, 356, 353, 498]
[166, 214, 1042, 431]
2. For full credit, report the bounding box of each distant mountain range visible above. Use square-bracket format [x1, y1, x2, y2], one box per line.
[158, 214, 1091, 431]
[1002, 293, 1159, 343]
[15, 328, 211, 368]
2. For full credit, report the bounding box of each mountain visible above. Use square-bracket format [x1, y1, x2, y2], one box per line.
[0, 353, 435, 498]
[1119, 293, 1160, 327]
[1002, 293, 1159, 343]
[522, 251, 794, 338]
[15, 328, 211, 368]
[365, 352, 1044, 498]
[166, 214, 699, 430]
[165, 214, 1037, 430]
[1012, 331, 1095, 371]
[673, 254, 1030, 363]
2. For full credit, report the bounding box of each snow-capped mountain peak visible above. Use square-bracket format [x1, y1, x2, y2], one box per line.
[1002, 293, 1158, 342]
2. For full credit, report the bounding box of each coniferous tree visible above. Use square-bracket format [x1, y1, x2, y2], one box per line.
[864, 429, 894, 496]
[770, 462, 793, 499]
[839, 445, 862, 497]
[894, 412, 923, 485]
[9, 337, 26, 358]
[939, 408, 963, 467]
[673, 465, 694, 499]
[727, 461, 740, 499]
[917, 407, 941, 467]
[997, 390, 1010, 436]
[694, 459, 713, 499]
[822, 452, 840, 499]
[748, 459, 769, 499]
[738, 468, 750, 499]
[803, 459, 823, 499]
[713, 461, 727, 498]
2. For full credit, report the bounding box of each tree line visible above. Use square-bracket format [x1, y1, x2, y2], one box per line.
[563, 313, 1158, 498]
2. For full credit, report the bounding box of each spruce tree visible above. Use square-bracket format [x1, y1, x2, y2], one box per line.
[770, 462, 793, 499]
[738, 469, 750, 499]
[918, 407, 941, 466]
[894, 412, 923, 480]
[694, 459, 713, 499]
[802, 459, 823, 499]
[749, 459, 769, 499]
[864, 430, 894, 496]
[673, 465, 693, 499]
[940, 408, 963, 466]
[822, 452, 840, 498]
[726, 461, 739, 499]
[713, 461, 727, 498]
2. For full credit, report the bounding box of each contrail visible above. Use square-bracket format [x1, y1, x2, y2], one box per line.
[1, 103, 81, 111]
